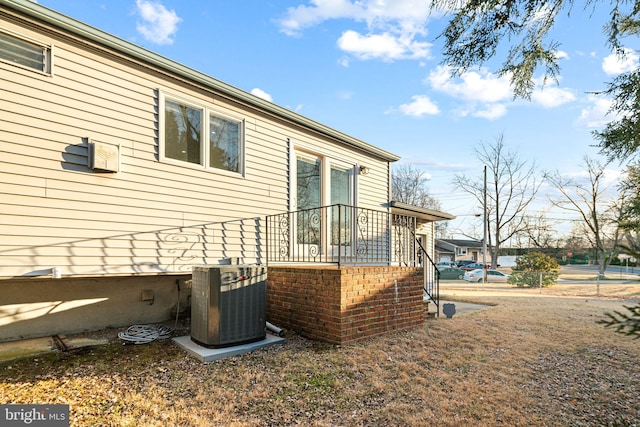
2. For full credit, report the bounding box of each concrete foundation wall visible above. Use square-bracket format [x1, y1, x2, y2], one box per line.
[0, 274, 190, 342]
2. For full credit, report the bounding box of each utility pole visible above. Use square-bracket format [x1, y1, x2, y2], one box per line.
[483, 165, 487, 285]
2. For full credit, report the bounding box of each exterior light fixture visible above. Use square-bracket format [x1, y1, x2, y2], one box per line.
[359, 165, 369, 175]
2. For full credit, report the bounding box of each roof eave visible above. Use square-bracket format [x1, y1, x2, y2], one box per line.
[0, 0, 400, 162]
[390, 201, 456, 222]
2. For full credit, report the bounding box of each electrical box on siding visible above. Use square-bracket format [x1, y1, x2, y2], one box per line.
[88, 141, 120, 172]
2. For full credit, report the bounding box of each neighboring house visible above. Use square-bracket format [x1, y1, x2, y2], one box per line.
[0, 0, 452, 344]
[436, 239, 484, 264]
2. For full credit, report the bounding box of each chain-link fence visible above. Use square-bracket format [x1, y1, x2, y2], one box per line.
[441, 266, 640, 298]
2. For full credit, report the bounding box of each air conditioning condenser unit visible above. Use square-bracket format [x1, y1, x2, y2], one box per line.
[191, 265, 266, 348]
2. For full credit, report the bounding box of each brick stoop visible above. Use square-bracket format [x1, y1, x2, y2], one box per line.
[266, 265, 426, 345]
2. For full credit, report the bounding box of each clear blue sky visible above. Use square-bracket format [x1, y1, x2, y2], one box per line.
[38, 0, 632, 239]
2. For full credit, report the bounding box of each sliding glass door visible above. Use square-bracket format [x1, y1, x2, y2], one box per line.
[330, 164, 354, 249]
[293, 151, 355, 261]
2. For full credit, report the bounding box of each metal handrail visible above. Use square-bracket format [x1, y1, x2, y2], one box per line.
[266, 204, 419, 266]
[413, 232, 440, 317]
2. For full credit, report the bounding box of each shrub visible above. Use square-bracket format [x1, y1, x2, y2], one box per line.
[508, 252, 560, 288]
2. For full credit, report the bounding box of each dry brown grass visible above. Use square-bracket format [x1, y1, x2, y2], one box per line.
[1, 281, 639, 426]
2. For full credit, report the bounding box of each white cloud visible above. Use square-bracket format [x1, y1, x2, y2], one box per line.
[427, 65, 513, 104]
[396, 95, 439, 117]
[250, 88, 273, 102]
[560, 167, 623, 192]
[276, 0, 364, 37]
[276, 0, 432, 62]
[337, 30, 430, 61]
[277, 0, 431, 36]
[419, 65, 511, 120]
[336, 90, 354, 100]
[602, 48, 639, 75]
[135, 0, 181, 45]
[531, 86, 576, 108]
[603, 168, 625, 186]
[418, 65, 577, 120]
[473, 104, 507, 120]
[577, 94, 613, 128]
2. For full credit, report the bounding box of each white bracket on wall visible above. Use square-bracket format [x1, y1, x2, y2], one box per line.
[88, 140, 120, 173]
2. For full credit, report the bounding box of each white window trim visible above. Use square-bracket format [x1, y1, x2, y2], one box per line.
[292, 150, 321, 211]
[292, 139, 358, 166]
[208, 107, 245, 175]
[0, 26, 53, 76]
[290, 143, 359, 210]
[159, 91, 245, 177]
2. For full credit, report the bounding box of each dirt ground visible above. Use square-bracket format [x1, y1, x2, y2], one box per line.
[1, 279, 639, 426]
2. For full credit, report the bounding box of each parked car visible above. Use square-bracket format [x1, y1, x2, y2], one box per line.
[460, 262, 486, 271]
[456, 260, 476, 268]
[463, 269, 510, 283]
[437, 267, 465, 280]
[436, 261, 455, 268]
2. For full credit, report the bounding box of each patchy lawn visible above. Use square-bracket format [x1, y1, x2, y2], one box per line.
[1, 282, 639, 426]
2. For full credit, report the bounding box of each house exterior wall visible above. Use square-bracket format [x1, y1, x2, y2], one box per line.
[0, 5, 393, 278]
[0, 1, 398, 341]
[266, 266, 426, 345]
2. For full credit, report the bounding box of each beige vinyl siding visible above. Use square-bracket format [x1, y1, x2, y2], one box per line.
[422, 223, 436, 263]
[0, 9, 393, 278]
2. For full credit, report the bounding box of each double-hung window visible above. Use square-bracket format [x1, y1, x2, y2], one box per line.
[161, 93, 244, 175]
[0, 28, 52, 74]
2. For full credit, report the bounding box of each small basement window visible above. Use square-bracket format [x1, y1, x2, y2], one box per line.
[0, 29, 52, 74]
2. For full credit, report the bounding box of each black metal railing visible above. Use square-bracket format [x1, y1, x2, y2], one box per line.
[413, 231, 440, 317]
[266, 203, 439, 315]
[266, 204, 421, 266]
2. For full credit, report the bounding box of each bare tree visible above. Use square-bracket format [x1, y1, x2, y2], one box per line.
[616, 163, 640, 259]
[544, 156, 621, 278]
[517, 213, 559, 249]
[618, 232, 640, 261]
[453, 134, 540, 267]
[392, 165, 439, 207]
[618, 163, 640, 232]
[392, 164, 447, 237]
